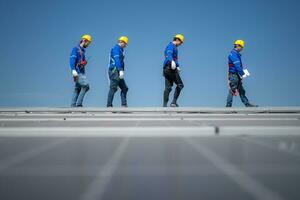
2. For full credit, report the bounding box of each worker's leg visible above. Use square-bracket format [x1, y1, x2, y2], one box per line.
[172, 70, 184, 105]
[226, 74, 239, 107]
[238, 83, 250, 106]
[163, 68, 174, 107]
[76, 74, 90, 107]
[71, 82, 80, 107]
[119, 79, 129, 106]
[107, 70, 119, 107]
[226, 91, 234, 107]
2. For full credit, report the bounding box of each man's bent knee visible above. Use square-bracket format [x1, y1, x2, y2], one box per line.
[177, 84, 184, 90]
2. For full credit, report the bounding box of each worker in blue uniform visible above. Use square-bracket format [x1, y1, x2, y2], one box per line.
[226, 40, 258, 107]
[69, 34, 92, 107]
[107, 36, 129, 107]
[163, 34, 185, 107]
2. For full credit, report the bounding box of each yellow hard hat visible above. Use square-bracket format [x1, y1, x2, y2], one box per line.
[82, 34, 92, 43]
[174, 34, 185, 43]
[234, 40, 245, 48]
[119, 36, 129, 44]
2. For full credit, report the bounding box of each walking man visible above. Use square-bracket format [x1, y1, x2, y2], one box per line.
[163, 34, 185, 107]
[107, 36, 129, 107]
[226, 40, 258, 107]
[70, 34, 92, 107]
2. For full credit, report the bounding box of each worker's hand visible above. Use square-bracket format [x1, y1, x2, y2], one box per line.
[72, 70, 78, 82]
[242, 74, 247, 79]
[73, 76, 78, 82]
[119, 70, 124, 79]
[177, 67, 181, 73]
[171, 60, 176, 70]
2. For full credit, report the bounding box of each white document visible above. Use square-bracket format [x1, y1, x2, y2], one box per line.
[171, 60, 177, 70]
[243, 69, 250, 77]
[119, 70, 124, 79]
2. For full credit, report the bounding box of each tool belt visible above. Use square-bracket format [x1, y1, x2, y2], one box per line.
[228, 63, 235, 68]
[164, 63, 177, 71]
[109, 67, 118, 73]
[77, 60, 87, 69]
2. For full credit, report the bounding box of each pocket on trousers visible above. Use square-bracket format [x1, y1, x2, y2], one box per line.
[229, 75, 238, 84]
[109, 71, 119, 81]
[78, 75, 89, 86]
[163, 69, 167, 77]
[163, 68, 172, 78]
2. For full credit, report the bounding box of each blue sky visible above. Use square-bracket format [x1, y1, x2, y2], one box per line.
[0, 0, 299, 107]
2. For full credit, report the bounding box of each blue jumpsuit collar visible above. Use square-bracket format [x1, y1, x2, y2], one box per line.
[78, 45, 86, 52]
[116, 44, 124, 50]
[232, 49, 241, 56]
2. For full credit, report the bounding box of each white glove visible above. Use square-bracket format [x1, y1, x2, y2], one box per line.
[242, 74, 247, 79]
[72, 70, 78, 77]
[119, 70, 124, 79]
[243, 69, 250, 77]
[171, 60, 176, 70]
[177, 67, 181, 73]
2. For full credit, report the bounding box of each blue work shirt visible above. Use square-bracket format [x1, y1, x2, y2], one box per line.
[163, 42, 179, 68]
[228, 49, 245, 76]
[109, 44, 125, 71]
[69, 45, 86, 74]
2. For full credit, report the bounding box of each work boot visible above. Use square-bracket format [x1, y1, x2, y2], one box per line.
[170, 103, 179, 107]
[246, 103, 258, 107]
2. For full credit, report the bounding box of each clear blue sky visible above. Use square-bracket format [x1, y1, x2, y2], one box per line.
[0, 0, 299, 107]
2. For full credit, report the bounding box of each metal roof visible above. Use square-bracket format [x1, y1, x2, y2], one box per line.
[0, 107, 300, 200]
